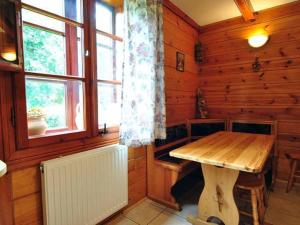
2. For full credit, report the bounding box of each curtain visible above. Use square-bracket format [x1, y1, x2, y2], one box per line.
[120, 0, 166, 147]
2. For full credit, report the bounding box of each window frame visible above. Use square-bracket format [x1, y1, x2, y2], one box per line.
[14, 0, 95, 149]
[95, 0, 123, 133]
[8, 0, 124, 155]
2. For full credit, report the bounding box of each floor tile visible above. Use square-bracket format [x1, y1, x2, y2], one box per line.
[144, 198, 167, 210]
[123, 199, 164, 225]
[104, 214, 138, 225]
[166, 202, 198, 219]
[148, 210, 191, 225]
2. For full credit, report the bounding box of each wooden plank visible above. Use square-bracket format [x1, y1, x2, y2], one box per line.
[11, 167, 41, 200]
[13, 193, 42, 225]
[0, 174, 14, 225]
[234, 0, 255, 22]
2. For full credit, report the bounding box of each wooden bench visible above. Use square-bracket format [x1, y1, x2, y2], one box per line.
[147, 122, 198, 210]
[147, 119, 227, 210]
[187, 119, 227, 141]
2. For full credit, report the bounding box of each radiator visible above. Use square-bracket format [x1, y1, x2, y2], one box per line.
[41, 144, 128, 225]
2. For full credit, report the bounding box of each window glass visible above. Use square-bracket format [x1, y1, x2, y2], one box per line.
[22, 19, 84, 77]
[22, 0, 83, 23]
[96, 1, 123, 130]
[22, 0, 86, 138]
[23, 24, 66, 75]
[96, 3, 113, 33]
[97, 83, 121, 128]
[26, 77, 84, 135]
[22, 9, 65, 32]
[26, 78, 67, 129]
[115, 11, 123, 38]
[96, 35, 123, 81]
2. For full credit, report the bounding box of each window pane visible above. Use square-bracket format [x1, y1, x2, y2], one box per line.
[96, 34, 122, 81]
[96, 2, 113, 33]
[26, 77, 85, 137]
[22, 9, 65, 32]
[22, 24, 84, 77]
[115, 11, 123, 38]
[98, 83, 121, 128]
[22, 0, 83, 23]
[23, 24, 66, 75]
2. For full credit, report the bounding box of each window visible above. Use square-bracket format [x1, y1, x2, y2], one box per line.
[21, 0, 85, 138]
[96, 1, 123, 130]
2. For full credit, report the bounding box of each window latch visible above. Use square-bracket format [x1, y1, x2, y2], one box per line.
[100, 123, 108, 136]
[11, 107, 16, 127]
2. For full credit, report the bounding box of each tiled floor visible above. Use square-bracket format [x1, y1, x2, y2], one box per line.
[105, 182, 300, 225]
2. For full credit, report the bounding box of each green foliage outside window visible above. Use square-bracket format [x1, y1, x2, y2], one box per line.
[23, 25, 65, 74]
[23, 25, 67, 129]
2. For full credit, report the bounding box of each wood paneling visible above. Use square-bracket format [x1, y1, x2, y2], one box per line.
[13, 193, 42, 225]
[12, 167, 40, 200]
[199, 2, 300, 181]
[164, 6, 201, 125]
[0, 174, 14, 225]
[128, 147, 147, 207]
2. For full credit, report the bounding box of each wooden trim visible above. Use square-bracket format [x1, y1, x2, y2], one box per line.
[23, 21, 65, 36]
[0, 174, 14, 225]
[96, 29, 123, 42]
[25, 72, 85, 81]
[154, 137, 190, 152]
[0, 73, 4, 162]
[234, 0, 255, 22]
[21, 3, 83, 28]
[187, 119, 228, 141]
[228, 119, 278, 136]
[88, 0, 99, 136]
[163, 0, 201, 31]
[97, 79, 121, 85]
[0, 61, 22, 72]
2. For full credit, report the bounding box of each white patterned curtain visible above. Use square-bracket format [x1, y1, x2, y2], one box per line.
[120, 0, 166, 147]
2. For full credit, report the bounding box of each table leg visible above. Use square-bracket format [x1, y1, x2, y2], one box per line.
[197, 164, 240, 225]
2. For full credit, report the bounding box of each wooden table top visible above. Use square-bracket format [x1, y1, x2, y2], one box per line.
[170, 131, 275, 173]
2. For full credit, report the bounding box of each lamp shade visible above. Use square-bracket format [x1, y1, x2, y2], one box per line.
[248, 34, 269, 48]
[1, 52, 17, 61]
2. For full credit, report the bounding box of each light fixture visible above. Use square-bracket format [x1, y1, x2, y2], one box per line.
[248, 33, 269, 48]
[1, 44, 17, 62]
[1, 52, 17, 62]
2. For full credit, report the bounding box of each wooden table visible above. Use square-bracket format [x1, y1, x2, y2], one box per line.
[170, 131, 275, 225]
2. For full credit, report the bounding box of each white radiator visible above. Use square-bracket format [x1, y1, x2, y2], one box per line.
[41, 144, 128, 225]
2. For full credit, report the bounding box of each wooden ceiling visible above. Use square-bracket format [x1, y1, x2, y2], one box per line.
[170, 0, 297, 25]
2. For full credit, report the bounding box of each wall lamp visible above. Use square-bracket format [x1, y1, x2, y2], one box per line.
[248, 32, 269, 48]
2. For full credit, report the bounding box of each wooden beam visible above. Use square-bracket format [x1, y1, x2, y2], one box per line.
[234, 0, 255, 22]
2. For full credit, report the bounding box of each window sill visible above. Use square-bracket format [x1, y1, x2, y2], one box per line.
[99, 126, 119, 135]
[28, 128, 84, 139]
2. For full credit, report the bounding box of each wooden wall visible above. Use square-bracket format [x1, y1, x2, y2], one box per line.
[0, 147, 146, 225]
[164, 6, 200, 125]
[198, 2, 300, 181]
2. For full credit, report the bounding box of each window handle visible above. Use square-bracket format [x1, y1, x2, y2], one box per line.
[100, 123, 108, 136]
